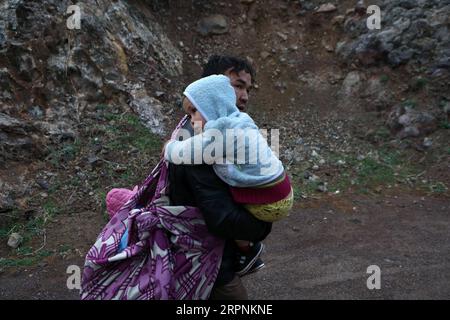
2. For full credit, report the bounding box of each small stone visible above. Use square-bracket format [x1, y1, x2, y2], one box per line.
[198, 15, 229, 36]
[345, 8, 355, 15]
[332, 15, 345, 25]
[337, 160, 346, 166]
[155, 91, 165, 98]
[311, 150, 320, 158]
[36, 178, 49, 190]
[317, 182, 328, 192]
[28, 105, 44, 120]
[88, 155, 100, 166]
[128, 147, 139, 155]
[7, 233, 23, 249]
[276, 32, 288, 41]
[260, 51, 271, 59]
[400, 126, 420, 139]
[309, 174, 320, 182]
[316, 3, 337, 13]
[319, 159, 326, 165]
[322, 40, 334, 52]
[40, 192, 48, 198]
[312, 165, 320, 171]
[422, 137, 432, 149]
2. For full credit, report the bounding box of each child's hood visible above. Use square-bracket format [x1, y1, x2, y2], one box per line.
[183, 74, 239, 122]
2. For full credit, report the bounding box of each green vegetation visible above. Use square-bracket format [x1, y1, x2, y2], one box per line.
[439, 121, 450, 130]
[402, 99, 417, 109]
[103, 113, 161, 154]
[380, 74, 389, 84]
[293, 148, 422, 197]
[429, 182, 448, 194]
[46, 140, 82, 167]
[374, 126, 391, 142]
[411, 77, 428, 92]
[0, 250, 53, 268]
[0, 197, 62, 269]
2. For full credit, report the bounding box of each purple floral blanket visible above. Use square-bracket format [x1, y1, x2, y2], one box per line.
[80, 117, 225, 300]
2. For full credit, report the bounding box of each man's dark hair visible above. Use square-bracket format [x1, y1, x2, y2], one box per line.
[201, 55, 256, 80]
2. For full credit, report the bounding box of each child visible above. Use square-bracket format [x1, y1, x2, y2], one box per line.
[164, 74, 294, 276]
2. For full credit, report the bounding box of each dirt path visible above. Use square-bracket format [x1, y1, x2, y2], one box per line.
[1, 0, 449, 300]
[244, 193, 450, 299]
[1, 192, 449, 299]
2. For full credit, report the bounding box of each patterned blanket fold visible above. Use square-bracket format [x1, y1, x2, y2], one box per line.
[80, 117, 225, 300]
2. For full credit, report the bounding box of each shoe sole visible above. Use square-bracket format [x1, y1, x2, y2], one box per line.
[246, 262, 266, 276]
[235, 243, 265, 277]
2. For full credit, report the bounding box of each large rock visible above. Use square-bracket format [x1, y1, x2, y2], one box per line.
[336, 1, 450, 68]
[0, 112, 46, 161]
[386, 104, 438, 139]
[361, 76, 394, 111]
[128, 86, 166, 135]
[0, 0, 183, 162]
[198, 15, 229, 36]
[339, 71, 364, 97]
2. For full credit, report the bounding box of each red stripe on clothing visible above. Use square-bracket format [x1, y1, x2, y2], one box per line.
[229, 174, 292, 205]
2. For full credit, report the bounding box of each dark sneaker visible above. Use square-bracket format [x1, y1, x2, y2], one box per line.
[245, 258, 265, 276]
[235, 242, 265, 277]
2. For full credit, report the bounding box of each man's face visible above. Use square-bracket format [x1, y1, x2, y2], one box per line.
[224, 68, 252, 111]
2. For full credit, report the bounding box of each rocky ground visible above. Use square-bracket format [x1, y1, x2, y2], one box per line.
[0, 0, 449, 299]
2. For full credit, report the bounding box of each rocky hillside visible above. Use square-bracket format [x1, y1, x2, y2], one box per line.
[1, 0, 185, 212]
[0, 0, 449, 271]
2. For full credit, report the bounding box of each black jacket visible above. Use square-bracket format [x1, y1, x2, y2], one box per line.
[168, 162, 272, 286]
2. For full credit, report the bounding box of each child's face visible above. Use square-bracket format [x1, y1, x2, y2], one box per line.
[182, 97, 206, 130]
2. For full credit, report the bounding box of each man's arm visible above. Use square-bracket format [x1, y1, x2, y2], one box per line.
[184, 164, 272, 242]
